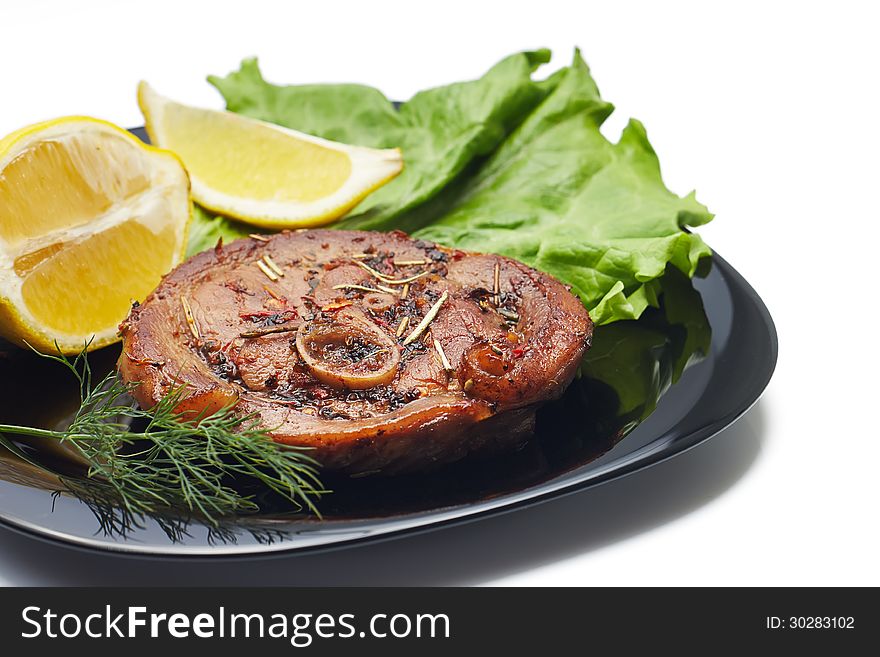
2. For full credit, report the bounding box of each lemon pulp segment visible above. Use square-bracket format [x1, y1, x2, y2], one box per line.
[162, 103, 351, 202]
[20, 205, 179, 336]
[0, 131, 151, 246]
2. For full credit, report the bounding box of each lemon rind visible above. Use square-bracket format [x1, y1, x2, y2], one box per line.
[138, 82, 403, 229]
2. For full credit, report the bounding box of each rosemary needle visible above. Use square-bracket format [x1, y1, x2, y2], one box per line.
[395, 315, 410, 337]
[402, 291, 448, 345]
[256, 259, 279, 281]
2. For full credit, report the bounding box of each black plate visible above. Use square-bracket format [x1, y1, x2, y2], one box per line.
[0, 246, 776, 556]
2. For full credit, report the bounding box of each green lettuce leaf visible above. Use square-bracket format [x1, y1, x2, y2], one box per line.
[209, 50, 558, 229]
[413, 52, 712, 323]
[579, 266, 711, 419]
[531, 267, 711, 461]
[202, 49, 712, 325]
[186, 205, 251, 257]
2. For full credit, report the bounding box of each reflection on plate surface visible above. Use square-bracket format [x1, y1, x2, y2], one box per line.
[0, 254, 776, 555]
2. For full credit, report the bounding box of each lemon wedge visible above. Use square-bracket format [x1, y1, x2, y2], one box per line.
[0, 117, 191, 354]
[137, 82, 402, 229]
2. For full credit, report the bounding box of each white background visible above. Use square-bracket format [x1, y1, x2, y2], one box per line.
[0, 0, 877, 586]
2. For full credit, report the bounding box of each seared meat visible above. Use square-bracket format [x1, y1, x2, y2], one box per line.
[118, 230, 592, 474]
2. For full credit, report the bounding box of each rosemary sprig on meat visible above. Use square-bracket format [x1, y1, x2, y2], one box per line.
[332, 283, 385, 294]
[402, 290, 448, 345]
[0, 344, 325, 527]
[180, 297, 201, 340]
[239, 325, 298, 338]
[262, 255, 285, 278]
[393, 259, 429, 266]
[432, 337, 453, 372]
[353, 260, 430, 285]
[395, 315, 410, 337]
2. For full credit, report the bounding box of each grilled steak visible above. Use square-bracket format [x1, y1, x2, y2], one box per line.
[118, 230, 593, 474]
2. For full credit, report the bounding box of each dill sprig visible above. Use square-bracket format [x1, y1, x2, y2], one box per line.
[0, 345, 325, 528]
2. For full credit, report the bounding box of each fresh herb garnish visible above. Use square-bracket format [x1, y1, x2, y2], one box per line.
[0, 345, 325, 529]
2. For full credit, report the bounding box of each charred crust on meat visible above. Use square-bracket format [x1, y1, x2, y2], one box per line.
[117, 229, 593, 474]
